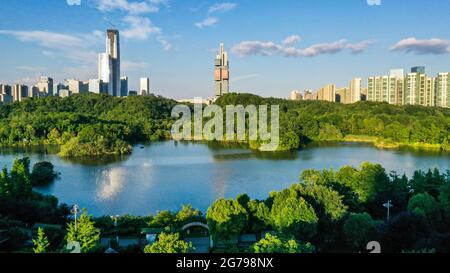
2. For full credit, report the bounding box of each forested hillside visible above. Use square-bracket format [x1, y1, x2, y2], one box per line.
[0, 93, 449, 156]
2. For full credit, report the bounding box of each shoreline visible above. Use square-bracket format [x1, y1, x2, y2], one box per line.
[1, 135, 449, 158]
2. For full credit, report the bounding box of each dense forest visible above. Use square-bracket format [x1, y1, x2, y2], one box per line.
[0, 94, 177, 156]
[1, 158, 449, 253]
[0, 93, 449, 156]
[215, 93, 450, 151]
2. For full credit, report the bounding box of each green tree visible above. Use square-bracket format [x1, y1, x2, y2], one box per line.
[206, 198, 248, 239]
[270, 189, 318, 240]
[66, 209, 100, 253]
[0, 167, 12, 197]
[10, 157, 32, 198]
[149, 210, 176, 229]
[252, 233, 315, 253]
[32, 227, 50, 253]
[343, 212, 376, 249]
[175, 205, 202, 225]
[438, 182, 450, 213]
[144, 233, 193, 253]
[30, 161, 58, 186]
[407, 193, 440, 218]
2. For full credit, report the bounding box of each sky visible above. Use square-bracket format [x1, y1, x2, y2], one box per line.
[0, 0, 449, 99]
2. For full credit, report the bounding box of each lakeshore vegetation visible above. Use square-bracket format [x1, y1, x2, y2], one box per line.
[0, 93, 449, 156]
[0, 157, 449, 253]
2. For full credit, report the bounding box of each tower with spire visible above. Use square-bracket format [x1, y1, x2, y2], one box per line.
[214, 43, 229, 97]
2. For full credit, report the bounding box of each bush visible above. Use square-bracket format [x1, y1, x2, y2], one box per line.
[31, 162, 58, 186]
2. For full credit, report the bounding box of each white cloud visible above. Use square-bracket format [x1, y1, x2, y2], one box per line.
[282, 35, 301, 46]
[0, 30, 100, 63]
[122, 16, 161, 40]
[67, 0, 81, 6]
[232, 35, 375, 58]
[93, 1, 172, 51]
[346, 39, 376, 53]
[95, 0, 159, 14]
[391, 37, 450, 55]
[122, 61, 150, 71]
[195, 17, 219, 29]
[208, 2, 237, 14]
[121, 16, 172, 50]
[196, 2, 236, 29]
[232, 41, 282, 57]
[230, 73, 260, 83]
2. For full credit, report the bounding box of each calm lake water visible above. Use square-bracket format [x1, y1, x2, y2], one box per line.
[0, 141, 449, 216]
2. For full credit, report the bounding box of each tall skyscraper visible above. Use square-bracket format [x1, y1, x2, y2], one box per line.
[140, 77, 150, 95]
[37, 76, 53, 95]
[214, 43, 229, 97]
[98, 29, 121, 96]
[98, 52, 112, 93]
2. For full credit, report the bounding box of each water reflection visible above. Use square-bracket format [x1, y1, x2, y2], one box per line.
[0, 140, 448, 216]
[96, 167, 127, 201]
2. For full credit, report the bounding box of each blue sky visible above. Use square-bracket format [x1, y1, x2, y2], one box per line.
[0, 0, 449, 99]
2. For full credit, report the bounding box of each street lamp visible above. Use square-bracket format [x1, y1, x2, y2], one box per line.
[70, 204, 80, 232]
[383, 200, 393, 221]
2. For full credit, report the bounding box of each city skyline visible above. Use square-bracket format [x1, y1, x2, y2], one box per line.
[0, 0, 450, 99]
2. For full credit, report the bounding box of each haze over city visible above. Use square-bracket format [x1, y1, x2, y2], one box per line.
[0, 0, 449, 99]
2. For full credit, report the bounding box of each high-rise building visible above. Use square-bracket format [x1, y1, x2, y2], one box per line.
[0, 84, 13, 103]
[89, 79, 103, 94]
[0, 84, 12, 96]
[98, 29, 121, 96]
[37, 76, 54, 95]
[290, 90, 302, 101]
[54, 83, 66, 96]
[411, 66, 425, 74]
[436, 72, 449, 108]
[12, 84, 28, 102]
[66, 79, 87, 94]
[98, 52, 112, 94]
[214, 43, 229, 97]
[336, 87, 349, 104]
[317, 84, 336, 102]
[390, 69, 405, 79]
[120, 76, 128, 97]
[29, 85, 40, 98]
[368, 74, 405, 105]
[349, 78, 362, 104]
[303, 89, 316, 100]
[140, 77, 150, 95]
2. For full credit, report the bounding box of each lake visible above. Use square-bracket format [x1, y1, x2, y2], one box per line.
[0, 141, 449, 216]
